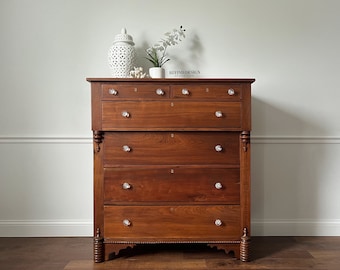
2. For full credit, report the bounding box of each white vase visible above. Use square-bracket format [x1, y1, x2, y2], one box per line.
[149, 67, 165, 78]
[108, 28, 136, 78]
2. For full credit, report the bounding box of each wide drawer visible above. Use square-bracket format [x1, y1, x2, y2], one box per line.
[102, 101, 241, 130]
[103, 132, 240, 166]
[104, 205, 240, 241]
[172, 84, 242, 99]
[102, 84, 170, 99]
[104, 167, 240, 204]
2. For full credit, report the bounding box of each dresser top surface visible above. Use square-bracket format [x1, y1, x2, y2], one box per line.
[86, 78, 255, 84]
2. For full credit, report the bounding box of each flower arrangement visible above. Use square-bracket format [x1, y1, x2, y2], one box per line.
[145, 26, 186, 67]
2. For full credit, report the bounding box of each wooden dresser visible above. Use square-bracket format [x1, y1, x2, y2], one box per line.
[87, 78, 255, 262]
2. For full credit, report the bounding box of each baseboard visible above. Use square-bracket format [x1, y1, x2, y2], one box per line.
[252, 219, 340, 236]
[1, 219, 340, 237]
[0, 220, 93, 237]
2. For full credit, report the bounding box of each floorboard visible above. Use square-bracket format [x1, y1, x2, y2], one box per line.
[1, 237, 340, 269]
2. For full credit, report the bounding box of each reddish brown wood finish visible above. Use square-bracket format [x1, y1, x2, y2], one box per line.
[104, 205, 241, 240]
[102, 101, 242, 130]
[104, 167, 240, 204]
[87, 78, 254, 263]
[171, 83, 243, 100]
[103, 132, 240, 166]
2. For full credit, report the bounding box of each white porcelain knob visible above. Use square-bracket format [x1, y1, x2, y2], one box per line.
[228, 89, 235, 96]
[122, 182, 131, 189]
[182, 88, 190, 95]
[215, 145, 223, 152]
[215, 182, 223, 189]
[121, 111, 130, 118]
[123, 219, 131, 226]
[156, 88, 165, 96]
[123, 145, 131, 152]
[109, 88, 118, 95]
[215, 219, 223, 226]
[215, 111, 223, 118]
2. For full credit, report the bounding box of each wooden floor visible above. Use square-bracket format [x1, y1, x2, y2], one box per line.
[0, 237, 340, 269]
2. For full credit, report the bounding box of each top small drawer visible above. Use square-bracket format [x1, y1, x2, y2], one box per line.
[172, 84, 242, 99]
[102, 84, 170, 99]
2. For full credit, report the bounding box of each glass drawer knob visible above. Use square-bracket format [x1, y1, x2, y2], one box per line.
[122, 182, 131, 189]
[182, 88, 190, 95]
[109, 88, 118, 95]
[215, 219, 223, 226]
[123, 145, 131, 152]
[215, 182, 223, 189]
[228, 89, 235, 96]
[156, 88, 165, 95]
[123, 219, 131, 226]
[121, 111, 130, 118]
[215, 145, 223, 152]
[215, 111, 223, 118]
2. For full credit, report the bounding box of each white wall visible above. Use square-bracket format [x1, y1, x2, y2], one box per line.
[1, 0, 340, 236]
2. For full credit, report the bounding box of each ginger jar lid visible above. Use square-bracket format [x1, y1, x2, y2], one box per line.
[113, 28, 135, 45]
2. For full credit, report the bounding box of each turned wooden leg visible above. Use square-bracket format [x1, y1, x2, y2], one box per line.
[240, 227, 251, 262]
[93, 228, 104, 263]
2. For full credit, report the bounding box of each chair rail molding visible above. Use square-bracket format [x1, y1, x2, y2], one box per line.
[1, 135, 340, 145]
[252, 135, 340, 144]
[0, 136, 93, 144]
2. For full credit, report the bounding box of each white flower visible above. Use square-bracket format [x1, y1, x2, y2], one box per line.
[145, 26, 186, 67]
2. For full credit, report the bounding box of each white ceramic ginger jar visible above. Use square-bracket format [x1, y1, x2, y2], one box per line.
[108, 28, 136, 77]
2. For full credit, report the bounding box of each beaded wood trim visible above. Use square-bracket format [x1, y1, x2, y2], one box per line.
[104, 240, 241, 244]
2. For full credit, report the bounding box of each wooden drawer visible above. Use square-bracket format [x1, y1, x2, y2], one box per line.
[102, 101, 241, 130]
[104, 167, 240, 204]
[102, 84, 170, 99]
[104, 205, 240, 241]
[172, 84, 242, 99]
[103, 132, 240, 166]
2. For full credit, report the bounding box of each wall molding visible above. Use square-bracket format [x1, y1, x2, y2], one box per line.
[1, 136, 340, 145]
[0, 219, 93, 237]
[1, 136, 340, 237]
[0, 137, 92, 144]
[252, 219, 340, 236]
[252, 136, 340, 144]
[1, 219, 339, 237]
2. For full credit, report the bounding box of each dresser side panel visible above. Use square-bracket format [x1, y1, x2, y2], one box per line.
[241, 83, 252, 131]
[91, 82, 102, 131]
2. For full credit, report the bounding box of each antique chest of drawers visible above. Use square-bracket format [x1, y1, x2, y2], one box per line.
[87, 78, 255, 262]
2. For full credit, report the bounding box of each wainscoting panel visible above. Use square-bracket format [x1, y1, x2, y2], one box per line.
[251, 135, 340, 236]
[0, 137, 93, 237]
[1, 136, 340, 236]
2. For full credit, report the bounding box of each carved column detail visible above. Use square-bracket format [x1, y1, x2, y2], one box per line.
[93, 131, 103, 153]
[240, 227, 251, 262]
[94, 228, 104, 263]
[240, 131, 250, 152]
